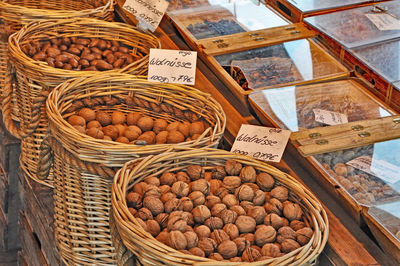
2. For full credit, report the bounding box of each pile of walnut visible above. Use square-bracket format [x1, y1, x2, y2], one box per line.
[22, 37, 142, 71]
[126, 160, 313, 262]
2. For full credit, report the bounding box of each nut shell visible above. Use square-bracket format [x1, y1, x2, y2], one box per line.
[171, 181, 190, 198]
[270, 186, 289, 202]
[143, 197, 164, 216]
[225, 160, 242, 176]
[256, 172, 275, 191]
[296, 227, 313, 245]
[197, 238, 216, 256]
[235, 216, 256, 234]
[255, 225, 276, 247]
[186, 165, 204, 181]
[169, 230, 187, 250]
[283, 202, 303, 221]
[241, 247, 261, 262]
[281, 239, 300, 253]
[240, 166, 257, 183]
[192, 205, 211, 224]
[218, 240, 238, 259]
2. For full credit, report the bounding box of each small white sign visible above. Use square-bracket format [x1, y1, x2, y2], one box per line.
[148, 49, 197, 85]
[231, 124, 291, 163]
[346, 156, 375, 176]
[313, 109, 348, 126]
[122, 0, 169, 32]
[365, 13, 400, 31]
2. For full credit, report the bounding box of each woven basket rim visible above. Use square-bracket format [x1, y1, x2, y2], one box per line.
[111, 148, 329, 265]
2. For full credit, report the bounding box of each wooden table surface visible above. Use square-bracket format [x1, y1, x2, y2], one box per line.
[115, 4, 397, 265]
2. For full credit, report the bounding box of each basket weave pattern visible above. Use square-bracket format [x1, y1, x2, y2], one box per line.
[112, 148, 329, 265]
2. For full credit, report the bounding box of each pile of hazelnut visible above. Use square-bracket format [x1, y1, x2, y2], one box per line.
[126, 160, 313, 262]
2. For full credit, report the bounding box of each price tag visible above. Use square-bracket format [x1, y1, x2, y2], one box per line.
[346, 156, 375, 176]
[122, 0, 169, 32]
[230, 124, 291, 163]
[365, 13, 400, 31]
[148, 49, 197, 85]
[313, 109, 348, 126]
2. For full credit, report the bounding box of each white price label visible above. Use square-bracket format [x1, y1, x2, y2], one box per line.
[365, 13, 400, 31]
[313, 109, 348, 126]
[148, 49, 197, 85]
[231, 124, 291, 163]
[346, 156, 375, 176]
[123, 0, 169, 32]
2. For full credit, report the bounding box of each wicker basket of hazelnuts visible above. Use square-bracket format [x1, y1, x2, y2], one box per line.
[37, 73, 225, 265]
[112, 148, 329, 265]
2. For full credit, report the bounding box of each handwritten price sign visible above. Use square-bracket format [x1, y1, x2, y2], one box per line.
[148, 49, 197, 85]
[231, 124, 291, 163]
[123, 0, 169, 32]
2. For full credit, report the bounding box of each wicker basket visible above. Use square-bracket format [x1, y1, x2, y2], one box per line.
[38, 74, 226, 264]
[111, 148, 329, 265]
[3, 18, 160, 187]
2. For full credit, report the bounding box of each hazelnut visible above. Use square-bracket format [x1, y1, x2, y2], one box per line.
[189, 247, 205, 257]
[210, 229, 230, 245]
[87, 120, 101, 129]
[143, 197, 164, 216]
[184, 231, 198, 249]
[178, 123, 190, 138]
[241, 247, 261, 262]
[240, 166, 256, 183]
[111, 111, 126, 125]
[143, 185, 161, 198]
[155, 131, 168, 144]
[126, 112, 142, 125]
[255, 225, 276, 247]
[208, 253, 224, 261]
[137, 116, 154, 132]
[230, 205, 246, 216]
[211, 203, 227, 217]
[167, 130, 185, 144]
[264, 213, 283, 230]
[116, 136, 129, 143]
[218, 240, 238, 259]
[146, 220, 161, 237]
[233, 237, 250, 255]
[188, 191, 205, 206]
[209, 180, 222, 195]
[186, 165, 204, 181]
[264, 198, 283, 215]
[212, 166, 226, 180]
[137, 131, 156, 144]
[161, 192, 176, 204]
[189, 121, 205, 136]
[223, 176, 242, 192]
[296, 227, 313, 245]
[156, 231, 169, 245]
[155, 213, 169, 229]
[235, 185, 255, 202]
[235, 216, 256, 233]
[247, 206, 266, 225]
[164, 198, 180, 213]
[277, 226, 297, 243]
[126, 192, 142, 209]
[281, 239, 300, 253]
[194, 225, 211, 239]
[261, 243, 281, 258]
[220, 209, 238, 224]
[96, 111, 112, 126]
[190, 179, 210, 195]
[270, 186, 289, 202]
[78, 108, 96, 122]
[153, 119, 168, 134]
[253, 190, 266, 206]
[176, 171, 190, 183]
[171, 181, 190, 198]
[160, 172, 176, 186]
[205, 195, 221, 209]
[205, 217, 224, 230]
[167, 213, 187, 232]
[136, 208, 153, 221]
[102, 125, 119, 140]
[256, 172, 275, 191]
[192, 205, 211, 223]
[283, 202, 303, 221]
[168, 230, 187, 250]
[223, 224, 239, 240]
[225, 160, 242, 176]
[86, 127, 104, 139]
[290, 220, 306, 231]
[179, 197, 193, 212]
[197, 238, 217, 256]
[166, 121, 180, 132]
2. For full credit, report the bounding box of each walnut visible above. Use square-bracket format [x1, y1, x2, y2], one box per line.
[159, 185, 171, 194]
[156, 231, 169, 245]
[212, 166, 226, 180]
[194, 225, 211, 239]
[235, 185, 255, 202]
[146, 220, 161, 237]
[168, 230, 187, 250]
[252, 190, 266, 206]
[164, 198, 180, 213]
[235, 216, 256, 234]
[126, 192, 142, 209]
[223, 176, 242, 193]
[189, 247, 205, 257]
[143, 196, 164, 216]
[205, 195, 221, 209]
[144, 176, 160, 187]
[214, 187, 229, 199]
[153, 118, 168, 134]
[176, 171, 190, 183]
[186, 165, 204, 181]
[281, 239, 300, 253]
[188, 191, 205, 206]
[161, 192, 176, 204]
[221, 209, 238, 224]
[233, 237, 250, 256]
[241, 233, 255, 245]
[155, 213, 169, 229]
[167, 213, 187, 232]
[218, 240, 238, 259]
[222, 194, 239, 207]
[171, 181, 190, 198]
[296, 227, 313, 245]
[240, 201, 255, 213]
[197, 238, 217, 256]
[256, 172, 275, 191]
[205, 217, 224, 230]
[255, 225, 276, 247]
[264, 198, 283, 215]
[190, 179, 210, 195]
[179, 197, 193, 212]
[270, 186, 289, 202]
[241, 247, 261, 262]
[209, 252, 224, 261]
[143, 185, 161, 198]
[225, 160, 242, 176]
[184, 231, 198, 249]
[277, 226, 297, 244]
[209, 180, 222, 195]
[181, 212, 194, 226]
[223, 224, 239, 240]
[264, 213, 283, 230]
[261, 243, 281, 258]
[283, 202, 303, 221]
[192, 205, 211, 224]
[290, 220, 306, 231]
[160, 172, 176, 186]
[135, 208, 153, 221]
[210, 229, 230, 245]
[211, 203, 227, 217]
[240, 166, 257, 183]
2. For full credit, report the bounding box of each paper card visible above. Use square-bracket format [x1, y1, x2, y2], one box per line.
[230, 124, 291, 163]
[346, 156, 375, 176]
[122, 0, 169, 32]
[148, 49, 197, 85]
[365, 13, 400, 31]
[313, 108, 348, 126]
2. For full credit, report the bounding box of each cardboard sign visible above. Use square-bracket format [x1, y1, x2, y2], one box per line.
[148, 49, 197, 85]
[313, 108, 348, 126]
[365, 13, 400, 31]
[230, 124, 291, 163]
[123, 0, 169, 32]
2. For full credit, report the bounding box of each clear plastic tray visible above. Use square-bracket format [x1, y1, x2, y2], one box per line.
[305, 1, 400, 48]
[169, 0, 288, 40]
[350, 39, 400, 83]
[289, 0, 373, 13]
[214, 38, 348, 91]
[368, 201, 400, 243]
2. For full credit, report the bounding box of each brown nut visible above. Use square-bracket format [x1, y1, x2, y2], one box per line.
[221, 209, 238, 224]
[277, 226, 297, 243]
[253, 190, 266, 206]
[223, 176, 242, 193]
[235, 184, 255, 202]
[96, 111, 112, 126]
[205, 217, 224, 230]
[233, 237, 250, 256]
[189, 121, 205, 136]
[179, 197, 193, 212]
[168, 230, 187, 250]
[218, 240, 238, 259]
[146, 220, 161, 237]
[264, 198, 283, 216]
[230, 205, 246, 216]
[160, 172, 176, 186]
[241, 247, 261, 262]
[197, 238, 217, 256]
[176, 171, 190, 183]
[137, 116, 154, 132]
[240, 166, 256, 183]
[235, 216, 256, 234]
[247, 206, 266, 225]
[86, 127, 104, 139]
[135, 208, 153, 221]
[171, 181, 190, 198]
[189, 247, 205, 257]
[256, 172, 275, 192]
[164, 198, 180, 214]
[261, 243, 281, 258]
[211, 203, 227, 218]
[126, 192, 142, 209]
[223, 224, 239, 240]
[155, 213, 169, 229]
[281, 239, 300, 253]
[194, 225, 211, 239]
[210, 229, 230, 245]
[290, 220, 306, 231]
[186, 165, 204, 181]
[152, 119, 168, 134]
[222, 194, 238, 207]
[68, 115, 86, 127]
[270, 186, 289, 202]
[192, 205, 211, 224]
[190, 179, 210, 195]
[167, 213, 187, 233]
[143, 196, 164, 216]
[212, 166, 226, 180]
[205, 195, 221, 209]
[111, 111, 126, 125]
[184, 231, 198, 249]
[126, 112, 142, 126]
[283, 202, 303, 221]
[255, 225, 276, 247]
[225, 160, 242, 176]
[296, 227, 313, 245]
[264, 213, 284, 230]
[161, 192, 176, 204]
[188, 191, 205, 206]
